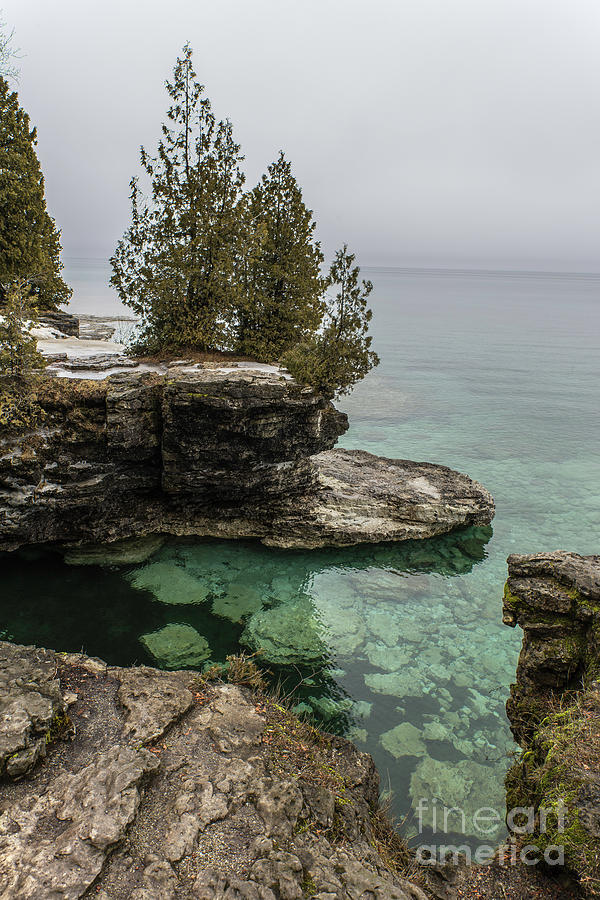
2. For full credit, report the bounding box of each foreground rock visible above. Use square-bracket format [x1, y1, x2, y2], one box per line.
[0, 641, 426, 900]
[0, 642, 67, 778]
[503, 551, 600, 897]
[0, 367, 494, 552]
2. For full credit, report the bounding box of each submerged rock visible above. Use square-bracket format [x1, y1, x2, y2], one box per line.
[364, 669, 428, 699]
[409, 757, 503, 840]
[380, 722, 426, 759]
[315, 597, 367, 656]
[365, 641, 412, 672]
[241, 597, 327, 665]
[211, 583, 263, 623]
[130, 561, 209, 605]
[139, 623, 211, 669]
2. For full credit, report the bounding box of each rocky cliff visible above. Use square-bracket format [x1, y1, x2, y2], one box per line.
[0, 364, 494, 552]
[503, 551, 600, 896]
[0, 640, 427, 900]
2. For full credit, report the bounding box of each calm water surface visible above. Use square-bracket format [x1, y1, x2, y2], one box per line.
[2, 264, 599, 849]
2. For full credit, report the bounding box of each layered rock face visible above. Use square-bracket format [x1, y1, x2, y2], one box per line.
[0, 365, 494, 552]
[503, 551, 600, 740]
[503, 552, 600, 896]
[0, 641, 427, 900]
[38, 310, 80, 337]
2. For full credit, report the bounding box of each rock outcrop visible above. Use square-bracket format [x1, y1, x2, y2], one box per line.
[0, 640, 427, 900]
[503, 551, 600, 896]
[38, 310, 80, 337]
[0, 365, 494, 552]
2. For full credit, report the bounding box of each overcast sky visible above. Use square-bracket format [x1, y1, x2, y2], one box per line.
[4, 0, 600, 270]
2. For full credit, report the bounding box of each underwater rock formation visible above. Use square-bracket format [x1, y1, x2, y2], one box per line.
[241, 595, 328, 664]
[0, 365, 494, 552]
[0, 640, 426, 900]
[139, 623, 212, 669]
[503, 551, 600, 896]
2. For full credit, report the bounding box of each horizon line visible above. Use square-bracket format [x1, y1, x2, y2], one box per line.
[63, 256, 600, 279]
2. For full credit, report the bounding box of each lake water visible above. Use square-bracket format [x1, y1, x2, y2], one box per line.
[3, 262, 599, 852]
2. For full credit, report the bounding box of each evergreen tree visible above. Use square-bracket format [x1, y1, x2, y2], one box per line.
[235, 152, 324, 360]
[111, 45, 246, 352]
[282, 245, 379, 397]
[0, 279, 46, 376]
[0, 78, 71, 310]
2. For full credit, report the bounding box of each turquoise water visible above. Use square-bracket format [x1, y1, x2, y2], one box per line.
[2, 267, 599, 850]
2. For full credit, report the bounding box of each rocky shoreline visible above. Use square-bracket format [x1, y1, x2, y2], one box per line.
[1, 322, 596, 897]
[0, 550, 596, 898]
[503, 551, 600, 896]
[0, 641, 427, 900]
[0, 364, 494, 553]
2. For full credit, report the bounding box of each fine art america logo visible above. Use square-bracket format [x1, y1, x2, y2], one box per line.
[414, 798, 566, 866]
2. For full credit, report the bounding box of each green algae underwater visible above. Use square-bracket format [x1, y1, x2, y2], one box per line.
[1, 267, 599, 852]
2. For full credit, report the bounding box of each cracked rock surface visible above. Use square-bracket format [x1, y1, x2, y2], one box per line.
[0, 641, 426, 899]
[0, 642, 66, 779]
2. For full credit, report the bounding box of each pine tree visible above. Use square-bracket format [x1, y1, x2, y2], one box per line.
[0, 279, 46, 376]
[111, 45, 246, 352]
[0, 78, 71, 310]
[235, 152, 325, 360]
[282, 245, 379, 397]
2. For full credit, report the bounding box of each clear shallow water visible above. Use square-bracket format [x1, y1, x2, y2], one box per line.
[2, 266, 599, 851]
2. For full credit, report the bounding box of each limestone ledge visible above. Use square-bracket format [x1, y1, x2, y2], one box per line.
[0, 640, 426, 900]
[503, 551, 600, 897]
[0, 366, 494, 552]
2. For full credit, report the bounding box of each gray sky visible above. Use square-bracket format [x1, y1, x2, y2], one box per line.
[4, 0, 600, 270]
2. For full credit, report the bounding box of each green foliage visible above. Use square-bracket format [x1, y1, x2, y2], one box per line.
[282, 245, 379, 397]
[506, 687, 600, 895]
[0, 78, 71, 310]
[0, 380, 44, 432]
[111, 44, 247, 353]
[112, 47, 378, 397]
[235, 151, 325, 360]
[0, 279, 46, 377]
